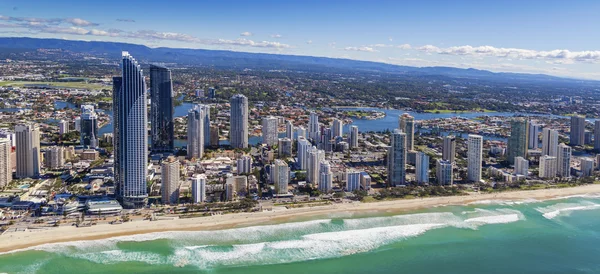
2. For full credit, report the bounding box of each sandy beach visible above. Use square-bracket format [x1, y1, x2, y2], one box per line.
[1, 184, 600, 253]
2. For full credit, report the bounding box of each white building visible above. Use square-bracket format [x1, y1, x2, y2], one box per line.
[514, 156, 529, 176]
[236, 155, 252, 175]
[436, 159, 453, 185]
[331, 118, 343, 138]
[346, 170, 361, 192]
[307, 147, 325, 185]
[415, 152, 429, 184]
[44, 146, 65, 169]
[557, 143, 571, 177]
[297, 137, 311, 170]
[230, 94, 249, 148]
[539, 155, 557, 178]
[191, 174, 206, 203]
[360, 172, 371, 190]
[273, 159, 289, 194]
[318, 160, 332, 193]
[262, 116, 279, 146]
[285, 120, 294, 139]
[296, 126, 307, 140]
[399, 113, 415, 151]
[467, 134, 483, 182]
[528, 122, 540, 149]
[59, 120, 69, 135]
[542, 128, 559, 157]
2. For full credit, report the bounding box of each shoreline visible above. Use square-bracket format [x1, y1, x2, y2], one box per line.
[2, 184, 600, 253]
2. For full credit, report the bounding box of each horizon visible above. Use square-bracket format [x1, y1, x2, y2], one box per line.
[1, 0, 600, 79]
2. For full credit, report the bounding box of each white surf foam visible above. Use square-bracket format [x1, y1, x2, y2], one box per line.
[536, 201, 600, 219]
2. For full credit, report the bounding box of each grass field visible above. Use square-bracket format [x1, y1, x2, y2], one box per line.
[0, 81, 107, 90]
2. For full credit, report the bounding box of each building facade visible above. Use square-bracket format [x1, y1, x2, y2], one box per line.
[262, 116, 279, 146]
[230, 94, 248, 148]
[192, 174, 206, 203]
[442, 135, 456, 163]
[113, 52, 148, 208]
[387, 129, 406, 186]
[150, 65, 175, 153]
[187, 105, 204, 160]
[436, 159, 453, 185]
[80, 105, 98, 148]
[15, 123, 40, 179]
[161, 156, 180, 205]
[467, 135, 483, 182]
[507, 119, 528, 165]
[570, 115, 585, 146]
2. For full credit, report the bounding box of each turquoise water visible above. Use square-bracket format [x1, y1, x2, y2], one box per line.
[1, 195, 600, 273]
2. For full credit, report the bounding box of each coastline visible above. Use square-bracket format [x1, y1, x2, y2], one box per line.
[2, 184, 600, 253]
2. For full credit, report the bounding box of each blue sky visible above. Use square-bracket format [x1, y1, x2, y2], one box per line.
[1, 0, 600, 79]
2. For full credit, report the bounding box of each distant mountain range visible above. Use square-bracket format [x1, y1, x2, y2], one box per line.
[0, 37, 594, 84]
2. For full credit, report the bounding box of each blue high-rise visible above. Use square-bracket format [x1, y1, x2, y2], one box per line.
[113, 52, 148, 208]
[150, 65, 174, 153]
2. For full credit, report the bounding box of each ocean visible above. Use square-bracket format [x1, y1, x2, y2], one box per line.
[1, 195, 600, 273]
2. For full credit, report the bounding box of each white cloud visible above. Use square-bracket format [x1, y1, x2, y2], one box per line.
[240, 31, 253, 36]
[212, 38, 290, 49]
[306, 40, 312, 44]
[414, 44, 600, 63]
[344, 46, 377, 52]
[388, 37, 393, 42]
[270, 34, 282, 38]
[65, 18, 98, 27]
[116, 18, 135, 23]
[369, 43, 412, 49]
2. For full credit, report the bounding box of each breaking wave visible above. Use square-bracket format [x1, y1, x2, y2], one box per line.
[536, 201, 600, 220]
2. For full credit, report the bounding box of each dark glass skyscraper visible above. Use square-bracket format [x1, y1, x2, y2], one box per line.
[80, 105, 98, 148]
[150, 65, 174, 153]
[113, 52, 148, 209]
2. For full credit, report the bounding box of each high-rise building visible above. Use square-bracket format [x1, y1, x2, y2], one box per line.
[442, 135, 456, 163]
[44, 146, 64, 170]
[557, 143, 572, 177]
[149, 65, 174, 153]
[74, 117, 81, 132]
[209, 125, 219, 147]
[273, 159, 289, 194]
[208, 87, 216, 99]
[58, 120, 69, 135]
[580, 158, 594, 177]
[318, 160, 332, 193]
[296, 126, 307, 140]
[570, 115, 585, 146]
[415, 152, 429, 184]
[15, 123, 40, 179]
[399, 113, 415, 150]
[436, 159, 453, 185]
[331, 118, 343, 138]
[278, 138, 292, 157]
[285, 120, 294, 139]
[297, 137, 311, 170]
[198, 105, 211, 147]
[595, 121, 600, 152]
[539, 155, 557, 178]
[307, 146, 325, 185]
[308, 112, 320, 143]
[262, 116, 279, 146]
[322, 128, 333, 152]
[236, 155, 252, 175]
[192, 174, 206, 203]
[346, 170, 361, 192]
[542, 128, 559, 157]
[507, 119, 528, 165]
[387, 129, 406, 186]
[350, 126, 359, 149]
[187, 105, 204, 160]
[113, 52, 148, 208]
[528, 122, 540, 149]
[467, 135, 483, 182]
[230, 94, 248, 149]
[80, 105, 98, 148]
[514, 156, 529, 176]
[360, 172, 371, 190]
[0, 138, 11, 187]
[161, 156, 180, 205]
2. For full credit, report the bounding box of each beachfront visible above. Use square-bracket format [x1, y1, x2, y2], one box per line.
[2, 184, 599, 253]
